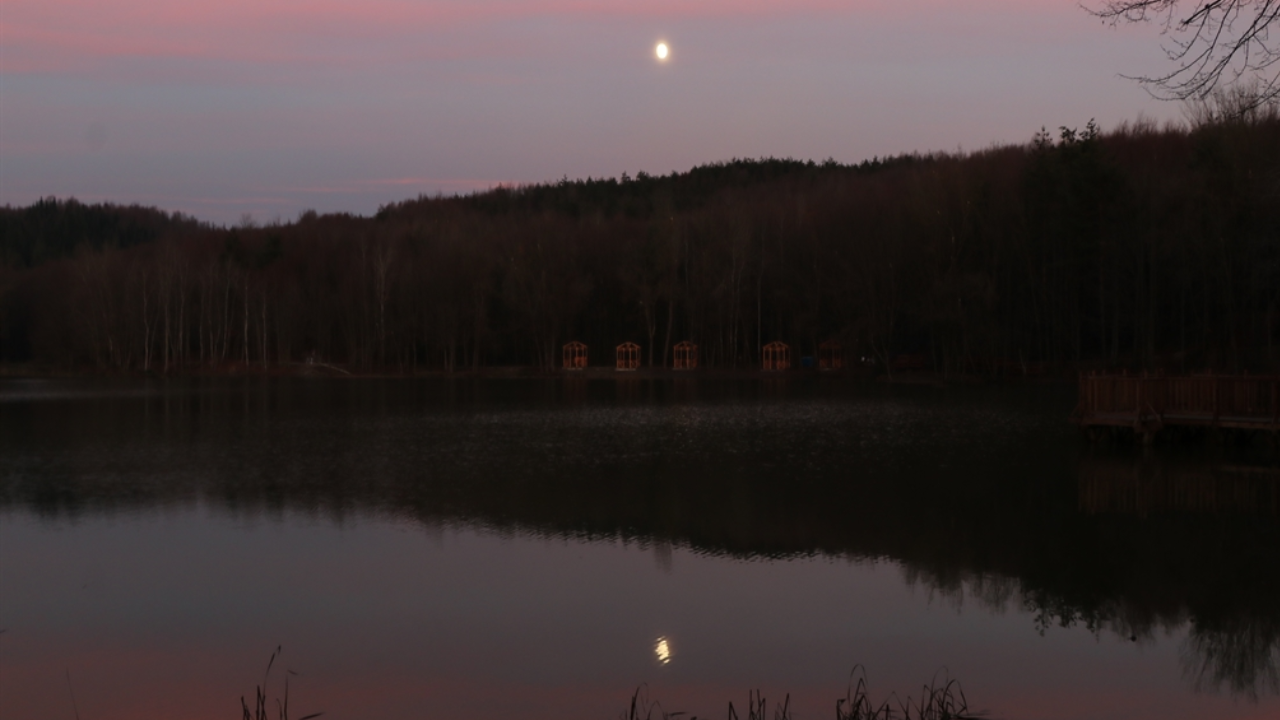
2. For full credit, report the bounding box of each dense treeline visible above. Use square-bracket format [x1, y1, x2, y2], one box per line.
[2, 115, 1279, 374]
[0, 198, 206, 269]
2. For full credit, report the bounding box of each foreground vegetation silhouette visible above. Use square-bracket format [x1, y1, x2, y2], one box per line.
[623, 667, 979, 720]
[240, 647, 322, 720]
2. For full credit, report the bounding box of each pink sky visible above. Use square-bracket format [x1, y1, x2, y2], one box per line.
[1, 0, 1185, 223]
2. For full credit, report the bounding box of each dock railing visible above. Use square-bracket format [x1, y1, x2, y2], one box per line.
[1073, 373, 1280, 431]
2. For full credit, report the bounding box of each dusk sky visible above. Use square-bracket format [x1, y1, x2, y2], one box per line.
[2, 1, 1183, 224]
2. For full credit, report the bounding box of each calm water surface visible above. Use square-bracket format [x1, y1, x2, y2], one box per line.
[1, 377, 1277, 719]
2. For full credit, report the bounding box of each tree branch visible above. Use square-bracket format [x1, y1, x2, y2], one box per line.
[1088, 0, 1280, 107]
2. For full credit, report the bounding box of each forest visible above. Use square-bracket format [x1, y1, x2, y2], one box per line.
[1, 111, 1278, 376]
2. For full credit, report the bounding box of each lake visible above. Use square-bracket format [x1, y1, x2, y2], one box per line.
[1, 376, 1277, 719]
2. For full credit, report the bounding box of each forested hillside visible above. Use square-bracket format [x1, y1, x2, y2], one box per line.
[0, 198, 206, 269]
[2, 116, 1278, 375]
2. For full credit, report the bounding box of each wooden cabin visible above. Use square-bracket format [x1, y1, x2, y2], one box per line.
[673, 341, 698, 370]
[616, 342, 640, 371]
[819, 340, 843, 370]
[762, 341, 790, 371]
[562, 341, 588, 370]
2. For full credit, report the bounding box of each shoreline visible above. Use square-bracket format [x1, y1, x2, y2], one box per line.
[0, 362, 1073, 385]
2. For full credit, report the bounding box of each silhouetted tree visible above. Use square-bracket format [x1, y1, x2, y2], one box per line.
[1092, 1, 1280, 107]
[2, 117, 1278, 374]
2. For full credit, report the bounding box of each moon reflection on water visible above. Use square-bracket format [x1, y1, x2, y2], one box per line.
[654, 636, 672, 665]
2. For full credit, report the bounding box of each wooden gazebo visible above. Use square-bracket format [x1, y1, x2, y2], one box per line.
[616, 342, 640, 371]
[563, 341, 588, 370]
[819, 340, 843, 370]
[763, 341, 790, 371]
[673, 341, 698, 370]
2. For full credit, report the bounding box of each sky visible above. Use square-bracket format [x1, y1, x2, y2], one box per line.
[1, 0, 1187, 224]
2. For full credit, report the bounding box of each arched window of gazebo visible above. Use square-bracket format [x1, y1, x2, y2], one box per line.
[562, 341, 588, 370]
[762, 341, 790, 371]
[616, 342, 640, 371]
[673, 341, 698, 370]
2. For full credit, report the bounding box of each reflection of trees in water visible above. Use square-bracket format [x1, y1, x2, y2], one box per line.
[1078, 454, 1280, 517]
[6, 382, 1280, 698]
[900, 567, 1021, 617]
[1183, 617, 1280, 700]
[903, 563, 1280, 699]
[903, 563, 1181, 640]
[1072, 452, 1280, 696]
[13, 457, 1280, 698]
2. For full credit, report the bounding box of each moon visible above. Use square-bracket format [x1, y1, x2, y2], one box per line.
[655, 42, 669, 61]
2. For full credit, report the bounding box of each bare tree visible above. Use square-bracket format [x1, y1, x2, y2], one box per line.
[1092, 1, 1280, 108]
[1184, 79, 1280, 123]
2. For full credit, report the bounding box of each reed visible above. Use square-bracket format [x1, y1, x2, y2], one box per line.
[728, 689, 788, 720]
[240, 646, 323, 720]
[623, 667, 981, 720]
[836, 666, 978, 720]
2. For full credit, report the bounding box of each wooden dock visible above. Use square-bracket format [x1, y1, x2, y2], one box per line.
[1072, 373, 1280, 443]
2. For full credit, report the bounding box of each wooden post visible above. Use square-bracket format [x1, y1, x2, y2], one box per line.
[1212, 374, 1219, 425]
[1141, 371, 1152, 417]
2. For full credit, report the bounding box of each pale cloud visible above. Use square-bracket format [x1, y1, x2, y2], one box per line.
[2, 0, 1041, 70]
